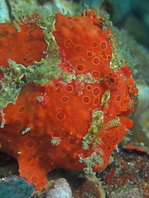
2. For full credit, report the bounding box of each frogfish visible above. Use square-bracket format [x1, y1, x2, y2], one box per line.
[0, 8, 138, 190]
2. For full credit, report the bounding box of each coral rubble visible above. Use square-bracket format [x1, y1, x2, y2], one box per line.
[97, 148, 149, 198]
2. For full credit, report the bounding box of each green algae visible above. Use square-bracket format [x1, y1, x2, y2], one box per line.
[0, 60, 27, 126]
[110, 27, 136, 70]
[50, 137, 62, 146]
[79, 151, 104, 173]
[0, 4, 61, 127]
[80, 6, 135, 72]
[101, 90, 110, 109]
[82, 110, 104, 150]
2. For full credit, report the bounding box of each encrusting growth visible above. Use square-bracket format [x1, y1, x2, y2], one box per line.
[0, 7, 138, 190]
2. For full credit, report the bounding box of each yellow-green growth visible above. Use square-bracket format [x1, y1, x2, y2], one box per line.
[82, 110, 104, 150]
[79, 151, 103, 173]
[0, 5, 61, 127]
[110, 27, 135, 70]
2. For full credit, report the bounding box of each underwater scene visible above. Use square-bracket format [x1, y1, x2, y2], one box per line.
[0, 0, 149, 197]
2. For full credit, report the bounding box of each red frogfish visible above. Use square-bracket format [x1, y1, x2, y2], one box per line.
[0, 9, 138, 190]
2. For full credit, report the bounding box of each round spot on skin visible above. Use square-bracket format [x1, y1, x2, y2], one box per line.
[27, 170, 34, 176]
[38, 156, 44, 161]
[76, 64, 84, 71]
[18, 106, 25, 113]
[26, 157, 32, 162]
[94, 98, 99, 105]
[86, 85, 92, 91]
[34, 129, 43, 136]
[101, 136, 108, 144]
[61, 131, 69, 138]
[93, 57, 100, 65]
[108, 55, 111, 60]
[26, 141, 34, 148]
[68, 138, 76, 145]
[13, 119, 22, 128]
[102, 54, 107, 60]
[57, 112, 65, 120]
[92, 71, 100, 78]
[121, 102, 124, 107]
[24, 51, 29, 55]
[65, 39, 73, 47]
[93, 88, 100, 96]
[31, 176, 38, 183]
[115, 95, 121, 102]
[27, 28, 34, 36]
[100, 41, 107, 50]
[92, 42, 98, 48]
[87, 51, 93, 57]
[74, 45, 84, 53]
[61, 96, 69, 103]
[82, 96, 90, 104]
[66, 85, 73, 92]
[106, 145, 112, 151]
[0, 32, 6, 37]
[112, 136, 119, 144]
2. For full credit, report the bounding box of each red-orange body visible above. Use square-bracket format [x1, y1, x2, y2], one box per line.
[0, 11, 138, 190]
